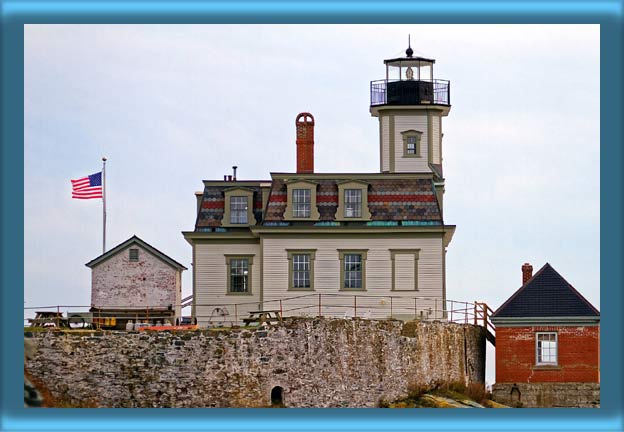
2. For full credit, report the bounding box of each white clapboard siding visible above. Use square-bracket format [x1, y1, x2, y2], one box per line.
[381, 116, 390, 172]
[195, 242, 261, 326]
[431, 115, 441, 164]
[394, 115, 430, 172]
[262, 236, 444, 320]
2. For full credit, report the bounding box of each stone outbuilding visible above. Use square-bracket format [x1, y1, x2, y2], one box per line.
[491, 263, 600, 407]
[86, 235, 187, 329]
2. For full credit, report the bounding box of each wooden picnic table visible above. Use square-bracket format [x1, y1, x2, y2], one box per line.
[242, 310, 282, 327]
[27, 311, 66, 327]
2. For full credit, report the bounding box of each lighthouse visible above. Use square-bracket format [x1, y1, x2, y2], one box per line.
[370, 41, 451, 175]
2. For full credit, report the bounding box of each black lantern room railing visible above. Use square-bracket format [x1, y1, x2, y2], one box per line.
[370, 79, 450, 106]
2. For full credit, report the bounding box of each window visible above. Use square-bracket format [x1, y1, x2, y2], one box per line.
[287, 250, 316, 291]
[338, 250, 368, 291]
[225, 255, 254, 295]
[129, 248, 139, 262]
[401, 130, 423, 158]
[336, 181, 371, 221]
[230, 196, 248, 224]
[536, 332, 558, 365]
[284, 180, 320, 221]
[222, 188, 255, 227]
[292, 189, 311, 218]
[406, 136, 418, 154]
[344, 189, 362, 218]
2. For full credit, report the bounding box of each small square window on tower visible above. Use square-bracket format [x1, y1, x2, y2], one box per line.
[129, 248, 139, 262]
[401, 130, 423, 158]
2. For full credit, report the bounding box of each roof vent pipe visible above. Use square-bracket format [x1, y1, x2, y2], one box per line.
[232, 166, 237, 181]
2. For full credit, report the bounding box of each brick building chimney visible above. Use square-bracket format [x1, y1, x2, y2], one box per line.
[522, 263, 533, 285]
[296, 112, 315, 173]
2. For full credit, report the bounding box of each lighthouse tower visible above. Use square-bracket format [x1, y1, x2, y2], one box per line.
[370, 42, 451, 175]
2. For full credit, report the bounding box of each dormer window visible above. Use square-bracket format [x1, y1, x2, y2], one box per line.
[292, 189, 311, 218]
[284, 180, 320, 221]
[336, 181, 371, 222]
[344, 189, 362, 218]
[230, 196, 248, 224]
[222, 187, 256, 227]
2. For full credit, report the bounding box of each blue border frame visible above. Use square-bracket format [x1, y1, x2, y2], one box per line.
[2, 1, 622, 431]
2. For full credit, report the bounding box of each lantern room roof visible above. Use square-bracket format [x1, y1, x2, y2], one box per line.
[384, 56, 436, 67]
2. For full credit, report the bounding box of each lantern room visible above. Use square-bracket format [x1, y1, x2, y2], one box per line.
[370, 42, 450, 107]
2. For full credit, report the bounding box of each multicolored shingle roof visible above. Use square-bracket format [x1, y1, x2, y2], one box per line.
[194, 175, 443, 229]
[195, 185, 264, 229]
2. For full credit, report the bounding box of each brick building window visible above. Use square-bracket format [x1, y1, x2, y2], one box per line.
[129, 248, 139, 262]
[536, 332, 558, 365]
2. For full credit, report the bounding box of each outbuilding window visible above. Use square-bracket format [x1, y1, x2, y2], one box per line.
[536, 332, 558, 365]
[129, 248, 139, 262]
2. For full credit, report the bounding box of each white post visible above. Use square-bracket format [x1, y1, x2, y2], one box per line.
[102, 156, 107, 254]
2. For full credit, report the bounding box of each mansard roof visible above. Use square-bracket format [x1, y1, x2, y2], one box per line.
[194, 174, 443, 229]
[492, 263, 599, 319]
[85, 235, 187, 270]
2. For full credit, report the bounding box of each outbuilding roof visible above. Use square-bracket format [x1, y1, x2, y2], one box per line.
[492, 263, 599, 318]
[85, 235, 187, 270]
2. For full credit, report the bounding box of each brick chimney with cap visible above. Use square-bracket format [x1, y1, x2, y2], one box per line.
[296, 112, 315, 173]
[522, 262, 533, 285]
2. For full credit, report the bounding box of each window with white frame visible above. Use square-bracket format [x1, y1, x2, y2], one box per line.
[406, 136, 418, 154]
[536, 332, 558, 365]
[343, 254, 363, 289]
[292, 254, 311, 289]
[230, 196, 248, 224]
[228, 258, 250, 293]
[344, 189, 362, 218]
[292, 189, 311, 218]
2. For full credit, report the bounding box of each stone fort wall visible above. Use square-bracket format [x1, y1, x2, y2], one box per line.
[25, 318, 485, 408]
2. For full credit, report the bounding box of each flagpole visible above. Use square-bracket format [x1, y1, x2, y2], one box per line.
[102, 156, 107, 254]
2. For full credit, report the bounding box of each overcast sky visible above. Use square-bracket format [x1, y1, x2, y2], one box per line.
[24, 25, 600, 384]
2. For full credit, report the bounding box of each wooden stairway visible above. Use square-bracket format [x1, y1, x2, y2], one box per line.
[474, 302, 496, 346]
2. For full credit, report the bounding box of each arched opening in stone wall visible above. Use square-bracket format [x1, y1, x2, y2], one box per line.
[270, 386, 284, 406]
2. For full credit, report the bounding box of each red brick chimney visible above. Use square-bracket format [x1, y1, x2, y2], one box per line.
[522, 263, 533, 285]
[296, 112, 315, 173]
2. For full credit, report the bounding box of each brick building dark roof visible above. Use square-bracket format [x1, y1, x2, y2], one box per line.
[492, 263, 599, 318]
[194, 176, 443, 229]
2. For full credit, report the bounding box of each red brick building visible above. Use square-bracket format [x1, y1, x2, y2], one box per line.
[491, 263, 600, 407]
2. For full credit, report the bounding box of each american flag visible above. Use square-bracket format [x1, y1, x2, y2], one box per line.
[71, 172, 103, 199]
